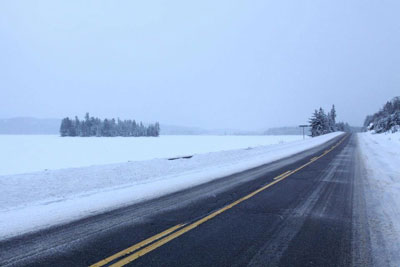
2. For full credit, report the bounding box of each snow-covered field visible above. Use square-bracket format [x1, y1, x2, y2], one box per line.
[0, 133, 342, 240]
[0, 135, 306, 176]
[358, 132, 400, 265]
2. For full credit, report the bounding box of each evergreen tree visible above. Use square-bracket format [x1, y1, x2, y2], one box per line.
[83, 112, 91, 137]
[318, 108, 330, 134]
[60, 117, 71, 137]
[330, 105, 337, 131]
[74, 116, 81, 136]
[95, 118, 102, 137]
[102, 119, 111, 137]
[90, 116, 96, 136]
[330, 105, 336, 124]
[132, 120, 138, 136]
[139, 122, 145, 136]
[155, 122, 160, 136]
[309, 110, 322, 137]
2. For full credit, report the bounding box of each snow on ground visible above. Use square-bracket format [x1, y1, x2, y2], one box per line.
[0, 135, 307, 176]
[0, 133, 342, 240]
[357, 131, 400, 266]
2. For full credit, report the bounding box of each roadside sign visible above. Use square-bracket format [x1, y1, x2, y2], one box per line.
[299, 125, 309, 140]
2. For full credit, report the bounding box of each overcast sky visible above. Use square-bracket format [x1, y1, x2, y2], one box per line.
[1, 1, 399, 130]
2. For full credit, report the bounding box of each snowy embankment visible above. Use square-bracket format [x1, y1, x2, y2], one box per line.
[0, 133, 342, 240]
[357, 132, 400, 265]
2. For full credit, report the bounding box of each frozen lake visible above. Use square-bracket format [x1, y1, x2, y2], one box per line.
[0, 134, 306, 175]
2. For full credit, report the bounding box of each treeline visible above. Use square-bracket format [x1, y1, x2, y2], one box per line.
[60, 113, 160, 137]
[364, 96, 400, 133]
[309, 105, 350, 137]
[336, 122, 352, 132]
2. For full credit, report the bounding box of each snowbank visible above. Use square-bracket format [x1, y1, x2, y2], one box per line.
[0, 135, 307, 176]
[357, 132, 400, 265]
[0, 132, 342, 240]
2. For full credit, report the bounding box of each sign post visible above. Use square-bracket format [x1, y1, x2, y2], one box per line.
[299, 125, 309, 140]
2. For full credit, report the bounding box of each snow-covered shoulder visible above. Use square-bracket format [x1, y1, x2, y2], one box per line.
[0, 132, 343, 240]
[357, 131, 400, 265]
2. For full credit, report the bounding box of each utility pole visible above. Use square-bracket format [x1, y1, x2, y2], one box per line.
[299, 125, 309, 140]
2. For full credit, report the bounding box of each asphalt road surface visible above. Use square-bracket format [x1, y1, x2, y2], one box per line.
[0, 133, 374, 267]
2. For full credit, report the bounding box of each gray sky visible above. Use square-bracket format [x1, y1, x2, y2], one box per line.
[1, 1, 399, 130]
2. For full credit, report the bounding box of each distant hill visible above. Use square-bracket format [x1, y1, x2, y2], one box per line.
[349, 126, 363, 133]
[0, 117, 60, 134]
[160, 124, 262, 135]
[160, 124, 209, 135]
[264, 126, 310, 135]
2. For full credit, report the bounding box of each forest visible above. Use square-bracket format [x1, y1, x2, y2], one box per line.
[364, 96, 400, 133]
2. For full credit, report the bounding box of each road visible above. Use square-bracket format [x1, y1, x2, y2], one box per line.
[0, 133, 373, 267]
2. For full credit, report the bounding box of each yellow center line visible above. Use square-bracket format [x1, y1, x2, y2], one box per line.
[92, 135, 348, 267]
[109, 175, 289, 267]
[89, 224, 185, 267]
[273, 170, 292, 180]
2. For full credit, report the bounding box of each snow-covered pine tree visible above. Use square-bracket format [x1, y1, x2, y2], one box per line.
[116, 118, 122, 136]
[309, 110, 321, 137]
[89, 116, 96, 136]
[318, 108, 330, 134]
[110, 118, 117, 136]
[330, 105, 337, 132]
[95, 118, 102, 137]
[74, 116, 81, 136]
[60, 117, 71, 137]
[102, 119, 111, 137]
[327, 111, 333, 132]
[132, 120, 138, 136]
[155, 122, 160, 136]
[138, 120, 143, 136]
[83, 112, 91, 137]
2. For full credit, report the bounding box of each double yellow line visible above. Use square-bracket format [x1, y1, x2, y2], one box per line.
[90, 135, 347, 267]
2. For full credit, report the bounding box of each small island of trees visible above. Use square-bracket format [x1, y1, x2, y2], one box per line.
[60, 113, 160, 137]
